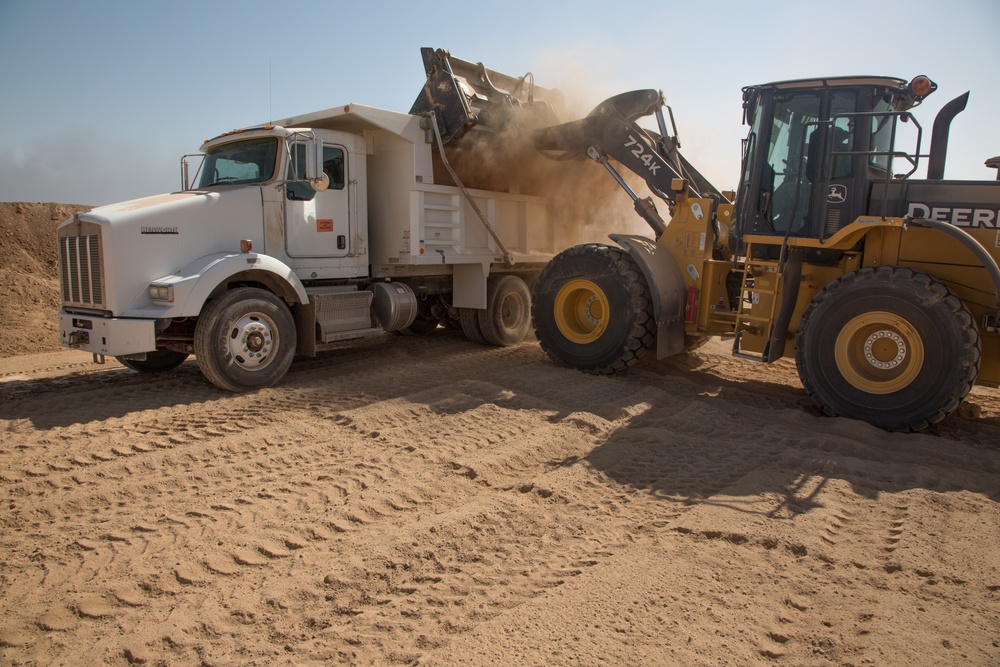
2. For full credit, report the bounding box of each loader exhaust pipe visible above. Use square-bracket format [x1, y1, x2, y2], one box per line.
[927, 92, 969, 180]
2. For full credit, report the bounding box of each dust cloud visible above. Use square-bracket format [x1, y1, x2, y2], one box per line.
[431, 88, 659, 250]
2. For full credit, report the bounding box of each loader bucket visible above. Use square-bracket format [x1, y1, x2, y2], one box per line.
[410, 47, 564, 145]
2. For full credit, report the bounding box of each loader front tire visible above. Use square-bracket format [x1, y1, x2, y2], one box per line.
[795, 266, 980, 431]
[532, 244, 655, 374]
[194, 287, 297, 392]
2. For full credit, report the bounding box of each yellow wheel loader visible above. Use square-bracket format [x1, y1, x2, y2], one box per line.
[531, 77, 1000, 432]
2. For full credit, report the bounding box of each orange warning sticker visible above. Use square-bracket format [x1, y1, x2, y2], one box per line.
[317, 219, 334, 232]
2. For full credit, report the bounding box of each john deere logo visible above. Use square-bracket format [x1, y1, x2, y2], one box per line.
[827, 185, 847, 204]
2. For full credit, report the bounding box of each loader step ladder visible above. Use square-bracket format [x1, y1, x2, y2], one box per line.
[732, 244, 784, 362]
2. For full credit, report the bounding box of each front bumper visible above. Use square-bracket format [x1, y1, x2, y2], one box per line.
[59, 312, 157, 356]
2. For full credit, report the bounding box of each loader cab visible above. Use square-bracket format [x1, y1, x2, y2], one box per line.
[735, 76, 932, 253]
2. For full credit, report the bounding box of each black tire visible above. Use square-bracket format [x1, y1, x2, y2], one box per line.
[193, 287, 297, 392]
[795, 266, 980, 431]
[531, 244, 655, 374]
[478, 275, 532, 346]
[116, 350, 189, 374]
[459, 307, 489, 345]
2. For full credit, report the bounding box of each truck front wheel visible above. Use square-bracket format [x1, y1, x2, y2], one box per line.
[532, 244, 655, 374]
[194, 287, 297, 392]
[795, 266, 980, 431]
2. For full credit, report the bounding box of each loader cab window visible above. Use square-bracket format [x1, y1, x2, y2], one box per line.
[828, 91, 856, 180]
[869, 97, 895, 174]
[286, 143, 346, 201]
[739, 92, 764, 210]
[765, 94, 821, 234]
[198, 137, 280, 188]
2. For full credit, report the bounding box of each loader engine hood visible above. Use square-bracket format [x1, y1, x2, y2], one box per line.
[57, 187, 264, 315]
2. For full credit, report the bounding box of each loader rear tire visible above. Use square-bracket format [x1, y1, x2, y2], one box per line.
[532, 244, 655, 374]
[479, 275, 531, 346]
[194, 287, 297, 392]
[117, 350, 189, 374]
[795, 266, 980, 431]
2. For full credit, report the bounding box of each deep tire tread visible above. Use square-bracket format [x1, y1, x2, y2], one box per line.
[795, 266, 980, 431]
[532, 244, 655, 374]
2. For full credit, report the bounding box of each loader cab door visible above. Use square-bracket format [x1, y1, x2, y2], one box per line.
[285, 142, 350, 258]
[737, 86, 864, 245]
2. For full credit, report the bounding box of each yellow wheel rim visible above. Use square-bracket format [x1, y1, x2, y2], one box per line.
[554, 279, 610, 344]
[834, 311, 924, 395]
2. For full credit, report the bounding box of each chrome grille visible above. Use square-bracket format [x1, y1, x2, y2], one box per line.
[58, 227, 104, 308]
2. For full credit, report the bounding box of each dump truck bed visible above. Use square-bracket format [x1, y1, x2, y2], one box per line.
[371, 182, 552, 274]
[273, 102, 558, 277]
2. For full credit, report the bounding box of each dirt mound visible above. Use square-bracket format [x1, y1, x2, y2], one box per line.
[0, 203, 93, 357]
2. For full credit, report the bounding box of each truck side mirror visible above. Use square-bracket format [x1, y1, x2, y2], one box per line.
[180, 154, 204, 191]
[305, 139, 329, 192]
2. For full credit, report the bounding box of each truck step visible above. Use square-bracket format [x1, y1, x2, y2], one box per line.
[308, 287, 378, 342]
[320, 326, 383, 344]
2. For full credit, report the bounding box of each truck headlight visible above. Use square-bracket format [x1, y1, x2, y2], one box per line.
[148, 283, 175, 302]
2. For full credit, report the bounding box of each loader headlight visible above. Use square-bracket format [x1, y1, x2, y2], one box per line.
[148, 283, 175, 303]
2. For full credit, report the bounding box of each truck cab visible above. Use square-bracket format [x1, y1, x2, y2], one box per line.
[185, 124, 370, 279]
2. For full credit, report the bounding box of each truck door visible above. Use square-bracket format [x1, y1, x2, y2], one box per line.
[285, 143, 350, 258]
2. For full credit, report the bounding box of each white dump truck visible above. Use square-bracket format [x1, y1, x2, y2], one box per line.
[57, 48, 568, 391]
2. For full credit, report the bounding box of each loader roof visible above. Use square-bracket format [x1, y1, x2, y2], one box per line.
[748, 75, 909, 91]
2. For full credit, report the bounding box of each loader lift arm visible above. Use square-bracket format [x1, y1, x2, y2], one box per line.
[533, 89, 730, 238]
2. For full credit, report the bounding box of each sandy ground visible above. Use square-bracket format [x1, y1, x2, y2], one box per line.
[1, 201, 999, 664]
[1, 333, 998, 666]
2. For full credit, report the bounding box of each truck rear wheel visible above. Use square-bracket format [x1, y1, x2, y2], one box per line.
[117, 350, 189, 374]
[478, 275, 531, 346]
[532, 244, 655, 374]
[795, 266, 980, 431]
[459, 307, 488, 344]
[194, 287, 297, 392]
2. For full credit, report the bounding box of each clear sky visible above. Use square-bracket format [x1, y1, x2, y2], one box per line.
[1, 0, 997, 205]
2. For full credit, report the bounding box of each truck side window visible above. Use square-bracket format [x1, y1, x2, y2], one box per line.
[287, 144, 346, 200]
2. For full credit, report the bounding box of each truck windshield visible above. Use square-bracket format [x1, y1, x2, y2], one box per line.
[198, 137, 279, 187]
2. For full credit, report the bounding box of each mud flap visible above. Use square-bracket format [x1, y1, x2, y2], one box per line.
[610, 234, 686, 358]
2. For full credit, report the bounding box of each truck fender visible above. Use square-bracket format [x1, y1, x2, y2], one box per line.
[157, 252, 309, 318]
[609, 233, 687, 358]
